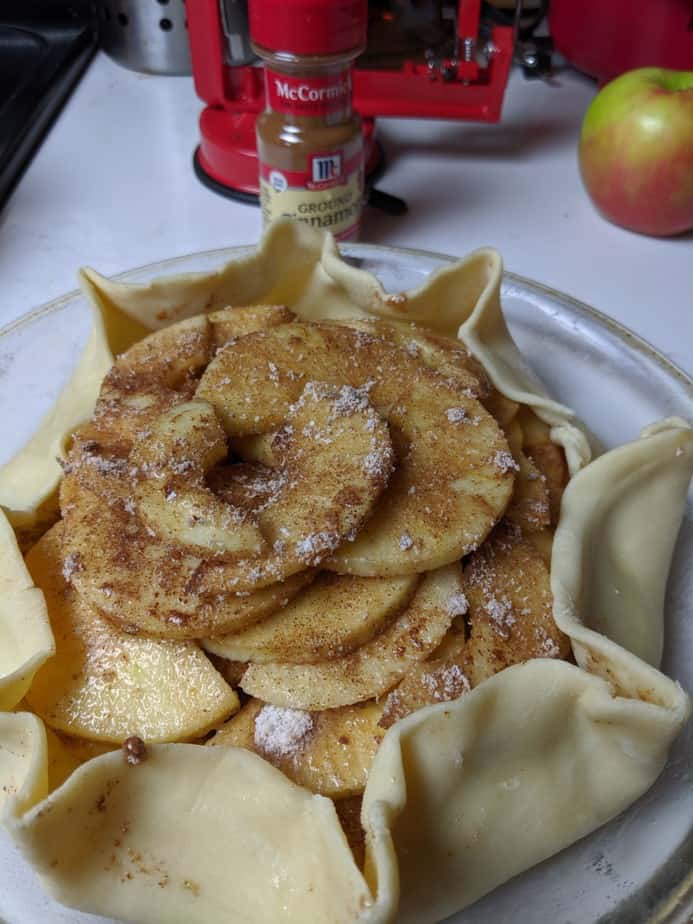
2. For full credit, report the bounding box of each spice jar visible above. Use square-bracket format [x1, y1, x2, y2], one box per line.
[249, 0, 367, 241]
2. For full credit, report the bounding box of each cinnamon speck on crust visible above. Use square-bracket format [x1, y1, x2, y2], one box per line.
[123, 736, 147, 766]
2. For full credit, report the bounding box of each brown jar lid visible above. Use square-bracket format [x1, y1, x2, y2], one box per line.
[249, 0, 366, 56]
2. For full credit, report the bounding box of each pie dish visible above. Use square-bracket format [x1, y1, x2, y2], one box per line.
[0, 220, 691, 924]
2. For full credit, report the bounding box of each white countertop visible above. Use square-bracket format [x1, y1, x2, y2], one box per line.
[1, 52, 691, 375]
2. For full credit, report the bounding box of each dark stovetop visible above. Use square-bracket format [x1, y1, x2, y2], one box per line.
[0, 0, 97, 209]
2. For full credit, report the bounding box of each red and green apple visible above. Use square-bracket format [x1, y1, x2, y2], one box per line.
[579, 67, 693, 237]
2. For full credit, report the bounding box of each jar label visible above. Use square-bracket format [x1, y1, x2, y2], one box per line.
[264, 68, 352, 118]
[259, 149, 363, 240]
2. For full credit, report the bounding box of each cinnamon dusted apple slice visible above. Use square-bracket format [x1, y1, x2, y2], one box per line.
[241, 563, 462, 709]
[85, 306, 296, 452]
[132, 401, 267, 557]
[379, 616, 470, 729]
[209, 304, 296, 347]
[330, 385, 513, 576]
[60, 468, 315, 640]
[505, 451, 551, 532]
[462, 522, 571, 687]
[198, 322, 514, 576]
[202, 572, 419, 665]
[110, 305, 294, 391]
[334, 318, 483, 395]
[516, 406, 570, 524]
[350, 318, 520, 426]
[208, 698, 385, 799]
[207, 461, 285, 511]
[63, 379, 390, 638]
[335, 316, 520, 425]
[25, 524, 239, 743]
[525, 442, 569, 524]
[503, 417, 551, 532]
[132, 383, 394, 591]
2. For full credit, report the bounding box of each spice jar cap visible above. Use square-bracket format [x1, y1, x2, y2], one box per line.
[249, 0, 366, 57]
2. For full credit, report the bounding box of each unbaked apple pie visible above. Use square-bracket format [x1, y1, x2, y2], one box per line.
[0, 220, 690, 924]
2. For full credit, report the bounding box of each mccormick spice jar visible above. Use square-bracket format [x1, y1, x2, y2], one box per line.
[249, 0, 366, 241]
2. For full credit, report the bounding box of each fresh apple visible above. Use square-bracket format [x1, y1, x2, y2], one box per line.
[578, 67, 693, 237]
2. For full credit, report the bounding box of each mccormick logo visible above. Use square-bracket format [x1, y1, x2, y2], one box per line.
[311, 153, 342, 184]
[273, 78, 350, 104]
[265, 69, 352, 115]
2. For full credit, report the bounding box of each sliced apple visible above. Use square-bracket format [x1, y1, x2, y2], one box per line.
[480, 389, 519, 429]
[197, 322, 514, 577]
[379, 617, 470, 728]
[328, 379, 514, 576]
[516, 405, 551, 444]
[84, 308, 296, 454]
[241, 563, 462, 709]
[25, 524, 239, 743]
[207, 461, 285, 512]
[61, 467, 314, 639]
[524, 443, 568, 525]
[505, 450, 551, 532]
[369, 319, 519, 426]
[462, 522, 571, 687]
[83, 316, 213, 451]
[334, 318, 483, 395]
[502, 417, 551, 532]
[335, 317, 520, 426]
[132, 401, 267, 557]
[155, 379, 395, 591]
[207, 698, 385, 799]
[203, 572, 419, 664]
[516, 406, 569, 524]
[209, 304, 296, 348]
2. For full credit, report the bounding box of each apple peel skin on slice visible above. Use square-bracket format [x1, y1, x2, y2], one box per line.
[202, 572, 420, 665]
[24, 524, 239, 743]
[241, 562, 464, 710]
[198, 322, 515, 576]
[208, 698, 386, 799]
